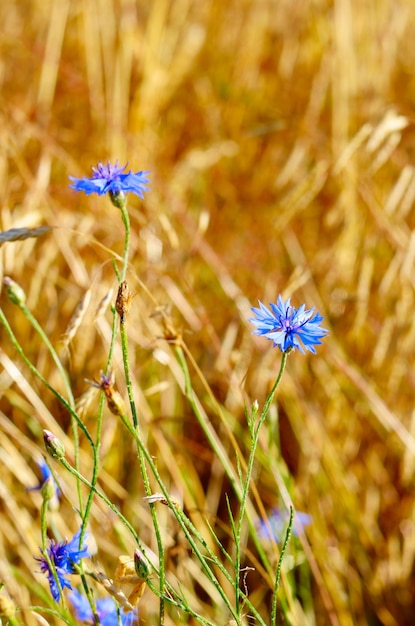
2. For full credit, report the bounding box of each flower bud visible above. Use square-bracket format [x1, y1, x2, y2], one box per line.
[3, 276, 26, 306]
[43, 430, 65, 460]
[40, 476, 56, 502]
[109, 190, 127, 210]
[134, 549, 149, 580]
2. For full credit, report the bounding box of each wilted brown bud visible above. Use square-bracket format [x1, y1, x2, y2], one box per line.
[115, 281, 134, 324]
[150, 305, 181, 344]
[105, 389, 126, 417]
[86, 371, 126, 417]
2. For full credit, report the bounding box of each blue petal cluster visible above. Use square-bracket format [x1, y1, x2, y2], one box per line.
[27, 459, 61, 499]
[36, 529, 90, 601]
[69, 161, 149, 198]
[249, 296, 328, 354]
[256, 508, 312, 542]
[69, 590, 138, 625]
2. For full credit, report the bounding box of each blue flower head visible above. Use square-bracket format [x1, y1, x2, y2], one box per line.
[27, 459, 61, 499]
[257, 508, 312, 542]
[69, 161, 149, 199]
[69, 589, 138, 625]
[36, 529, 90, 601]
[249, 296, 328, 354]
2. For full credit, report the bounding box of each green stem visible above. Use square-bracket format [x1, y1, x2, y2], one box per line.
[112, 195, 238, 622]
[119, 322, 166, 624]
[2, 291, 96, 623]
[116, 195, 165, 623]
[174, 345, 283, 605]
[271, 506, 294, 625]
[235, 352, 288, 614]
[39, 499, 65, 609]
[145, 579, 215, 626]
[234, 352, 288, 617]
[119, 322, 138, 429]
[13, 301, 83, 514]
[19, 305, 75, 407]
[60, 415, 217, 622]
[174, 346, 240, 496]
[258, 352, 288, 427]
[111, 401, 239, 619]
[124, 421, 240, 622]
[26, 606, 76, 625]
[59, 458, 140, 543]
[119, 203, 130, 283]
[80, 308, 119, 545]
[2, 296, 105, 626]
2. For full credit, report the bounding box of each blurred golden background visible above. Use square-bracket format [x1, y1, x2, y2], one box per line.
[1, 0, 415, 624]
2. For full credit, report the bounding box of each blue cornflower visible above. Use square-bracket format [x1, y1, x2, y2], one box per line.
[69, 589, 138, 625]
[256, 508, 312, 542]
[27, 459, 61, 499]
[36, 529, 90, 601]
[69, 161, 149, 198]
[249, 296, 328, 354]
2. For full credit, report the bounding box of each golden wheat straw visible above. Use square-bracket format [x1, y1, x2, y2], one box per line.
[94, 288, 114, 320]
[60, 288, 92, 350]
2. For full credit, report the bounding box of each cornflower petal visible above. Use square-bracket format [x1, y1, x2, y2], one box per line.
[256, 508, 312, 542]
[37, 559, 72, 602]
[61, 529, 91, 572]
[35, 529, 90, 601]
[27, 460, 61, 499]
[69, 161, 149, 198]
[249, 296, 328, 354]
[67, 590, 92, 621]
[69, 590, 138, 625]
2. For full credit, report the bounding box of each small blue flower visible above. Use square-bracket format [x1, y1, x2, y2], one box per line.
[36, 529, 90, 601]
[257, 508, 312, 542]
[69, 161, 149, 198]
[69, 589, 138, 625]
[249, 296, 328, 354]
[27, 459, 61, 499]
